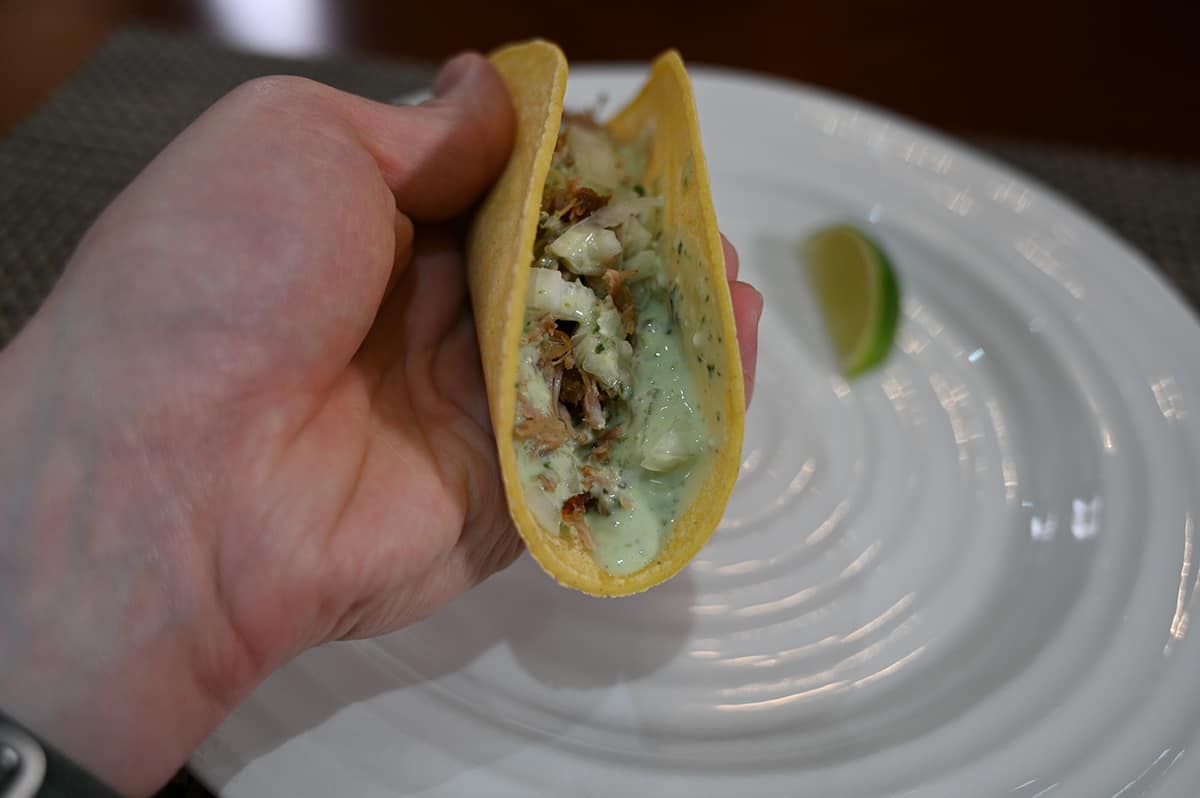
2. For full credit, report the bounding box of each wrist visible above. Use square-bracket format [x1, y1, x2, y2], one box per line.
[1, 709, 123, 797]
[0, 316, 261, 796]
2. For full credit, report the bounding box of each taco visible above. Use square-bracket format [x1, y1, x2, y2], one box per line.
[466, 40, 744, 596]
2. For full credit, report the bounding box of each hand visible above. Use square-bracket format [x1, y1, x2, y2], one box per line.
[0, 54, 763, 796]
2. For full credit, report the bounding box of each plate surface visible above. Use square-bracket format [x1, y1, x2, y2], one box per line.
[192, 66, 1200, 797]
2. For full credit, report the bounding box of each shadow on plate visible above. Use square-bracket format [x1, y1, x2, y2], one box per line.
[198, 554, 695, 794]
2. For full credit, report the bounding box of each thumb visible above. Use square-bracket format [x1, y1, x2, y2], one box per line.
[345, 52, 517, 221]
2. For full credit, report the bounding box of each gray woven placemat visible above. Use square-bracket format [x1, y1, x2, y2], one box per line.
[981, 137, 1200, 308]
[2, 26, 1199, 350]
[1, 24, 1198, 798]
[0, 27, 434, 346]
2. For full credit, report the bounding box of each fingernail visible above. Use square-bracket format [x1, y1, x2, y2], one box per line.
[434, 52, 483, 98]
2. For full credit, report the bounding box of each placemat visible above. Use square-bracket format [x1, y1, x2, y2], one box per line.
[0, 26, 434, 347]
[1, 25, 1197, 798]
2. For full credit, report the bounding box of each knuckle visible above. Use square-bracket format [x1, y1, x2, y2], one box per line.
[225, 74, 331, 114]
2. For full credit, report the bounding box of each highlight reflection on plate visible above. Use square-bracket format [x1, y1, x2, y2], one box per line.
[193, 67, 1200, 797]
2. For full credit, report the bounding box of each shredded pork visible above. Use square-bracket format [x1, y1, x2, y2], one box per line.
[519, 118, 657, 547]
[581, 373, 606, 430]
[603, 268, 639, 336]
[559, 368, 585, 407]
[514, 409, 570, 454]
[581, 464, 619, 495]
[542, 328, 574, 368]
[561, 492, 596, 550]
[543, 182, 611, 225]
[589, 426, 622, 463]
[525, 313, 560, 349]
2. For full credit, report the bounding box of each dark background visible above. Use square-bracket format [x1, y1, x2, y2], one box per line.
[1, 0, 1198, 159]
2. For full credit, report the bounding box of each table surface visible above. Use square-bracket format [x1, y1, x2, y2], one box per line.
[1, 0, 1199, 160]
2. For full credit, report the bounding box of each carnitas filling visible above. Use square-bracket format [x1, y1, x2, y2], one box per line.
[513, 115, 709, 576]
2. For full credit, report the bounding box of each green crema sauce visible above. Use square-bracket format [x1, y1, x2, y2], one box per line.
[590, 288, 704, 574]
[512, 116, 710, 577]
[514, 284, 707, 576]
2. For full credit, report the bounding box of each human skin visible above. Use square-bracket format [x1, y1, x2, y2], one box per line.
[0, 53, 763, 796]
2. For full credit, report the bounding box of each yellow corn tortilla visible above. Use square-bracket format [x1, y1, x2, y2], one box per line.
[466, 40, 745, 596]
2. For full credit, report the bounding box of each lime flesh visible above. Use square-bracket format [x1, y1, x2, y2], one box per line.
[802, 224, 901, 377]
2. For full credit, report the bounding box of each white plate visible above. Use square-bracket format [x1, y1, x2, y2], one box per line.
[192, 66, 1200, 797]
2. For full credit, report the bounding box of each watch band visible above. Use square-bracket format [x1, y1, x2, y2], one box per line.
[0, 713, 119, 798]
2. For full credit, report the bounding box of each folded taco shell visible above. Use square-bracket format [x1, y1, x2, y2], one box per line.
[466, 40, 744, 596]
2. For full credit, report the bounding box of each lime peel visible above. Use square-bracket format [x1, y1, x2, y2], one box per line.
[802, 224, 901, 377]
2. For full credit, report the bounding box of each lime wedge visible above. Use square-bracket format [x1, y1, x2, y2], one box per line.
[802, 224, 901, 377]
